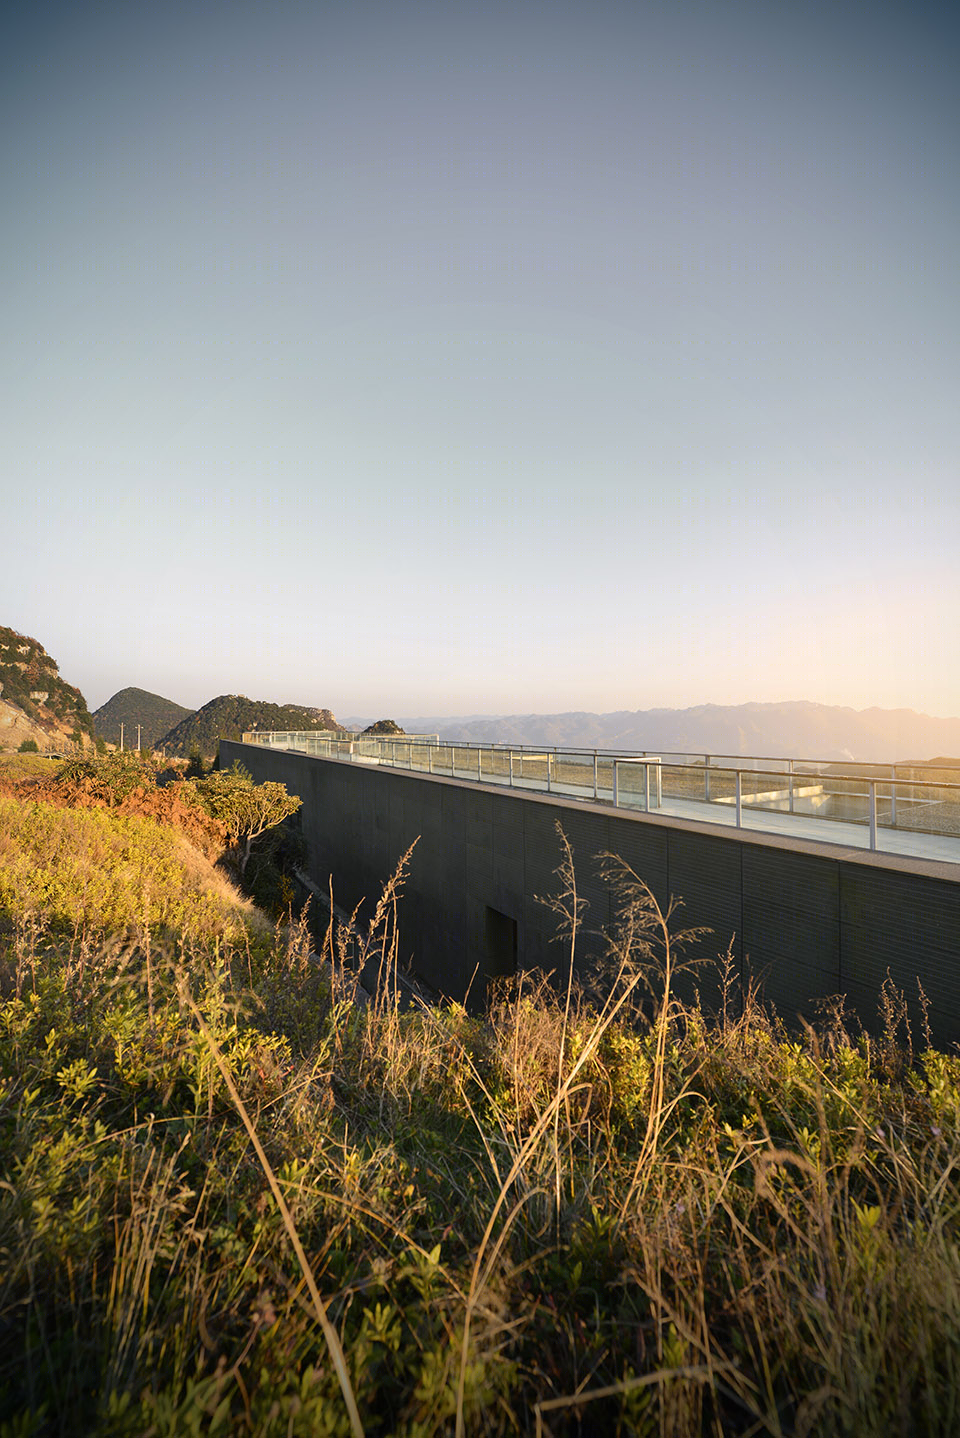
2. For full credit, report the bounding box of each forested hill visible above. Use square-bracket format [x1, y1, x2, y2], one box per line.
[93, 687, 193, 749]
[158, 695, 341, 757]
[0, 625, 94, 747]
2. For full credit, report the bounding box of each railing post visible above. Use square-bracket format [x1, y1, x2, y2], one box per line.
[869, 780, 877, 850]
[547, 752, 552, 793]
[890, 765, 897, 826]
[478, 747, 482, 781]
[429, 747, 434, 774]
[509, 751, 514, 787]
[735, 770, 742, 828]
[613, 761, 619, 808]
[656, 760, 662, 808]
[644, 761, 650, 812]
[705, 755, 710, 801]
[593, 751, 598, 800]
[789, 758, 794, 814]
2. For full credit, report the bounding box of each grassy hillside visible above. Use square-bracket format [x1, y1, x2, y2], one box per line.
[0, 794, 258, 940]
[158, 694, 341, 757]
[0, 751, 63, 782]
[92, 685, 193, 749]
[3, 796, 960, 1432]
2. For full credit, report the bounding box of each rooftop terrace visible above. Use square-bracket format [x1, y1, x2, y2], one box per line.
[241, 731, 960, 867]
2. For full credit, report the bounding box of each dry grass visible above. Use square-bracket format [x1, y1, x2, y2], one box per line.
[0, 752, 63, 783]
[3, 804, 960, 1435]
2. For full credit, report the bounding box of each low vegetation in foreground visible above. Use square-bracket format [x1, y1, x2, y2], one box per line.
[2, 779, 960, 1436]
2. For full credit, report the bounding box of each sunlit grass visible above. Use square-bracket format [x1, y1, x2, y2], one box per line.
[0, 752, 63, 782]
[2, 796, 959, 1435]
[0, 791, 262, 942]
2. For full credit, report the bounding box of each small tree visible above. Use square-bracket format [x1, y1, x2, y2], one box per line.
[17, 738, 39, 754]
[194, 764, 302, 875]
[185, 745, 206, 779]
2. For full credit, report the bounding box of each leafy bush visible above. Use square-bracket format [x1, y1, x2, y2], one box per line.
[55, 750, 157, 805]
[17, 738, 39, 753]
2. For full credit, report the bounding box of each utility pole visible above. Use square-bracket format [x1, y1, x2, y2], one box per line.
[120, 722, 124, 752]
[137, 724, 142, 751]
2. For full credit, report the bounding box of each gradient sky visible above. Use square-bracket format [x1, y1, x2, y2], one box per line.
[2, 0, 958, 719]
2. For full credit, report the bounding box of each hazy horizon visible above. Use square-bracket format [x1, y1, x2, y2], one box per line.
[87, 689, 960, 730]
[3, 1, 958, 719]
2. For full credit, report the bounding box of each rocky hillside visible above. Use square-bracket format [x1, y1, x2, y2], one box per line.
[93, 687, 193, 750]
[0, 626, 94, 750]
[158, 695, 341, 758]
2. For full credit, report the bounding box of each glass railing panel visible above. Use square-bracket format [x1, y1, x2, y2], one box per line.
[454, 746, 479, 778]
[660, 763, 702, 801]
[613, 761, 649, 810]
[883, 779, 960, 837]
[556, 752, 596, 793]
[594, 757, 614, 798]
[686, 767, 738, 823]
[739, 769, 794, 810]
[818, 776, 870, 828]
[482, 749, 510, 781]
[702, 767, 736, 806]
[513, 753, 550, 787]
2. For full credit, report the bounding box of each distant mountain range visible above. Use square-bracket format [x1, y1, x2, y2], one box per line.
[361, 702, 960, 764]
[157, 695, 341, 757]
[93, 687, 193, 749]
[9, 620, 957, 769]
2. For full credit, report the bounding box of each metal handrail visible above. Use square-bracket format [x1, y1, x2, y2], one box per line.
[242, 732, 960, 785]
[238, 731, 960, 857]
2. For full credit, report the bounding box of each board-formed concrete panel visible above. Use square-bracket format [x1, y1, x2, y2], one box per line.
[222, 741, 960, 1042]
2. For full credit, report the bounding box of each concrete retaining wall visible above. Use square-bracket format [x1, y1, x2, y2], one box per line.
[222, 741, 960, 1045]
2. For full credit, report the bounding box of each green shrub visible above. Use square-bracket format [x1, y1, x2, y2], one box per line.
[55, 750, 157, 805]
[17, 738, 39, 753]
[193, 763, 301, 874]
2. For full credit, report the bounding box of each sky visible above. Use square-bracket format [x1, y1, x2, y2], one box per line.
[2, 0, 958, 720]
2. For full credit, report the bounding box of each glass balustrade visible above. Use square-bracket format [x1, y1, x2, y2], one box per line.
[238, 732, 960, 861]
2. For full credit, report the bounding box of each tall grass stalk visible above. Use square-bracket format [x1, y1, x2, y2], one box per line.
[181, 983, 365, 1438]
[454, 893, 679, 1436]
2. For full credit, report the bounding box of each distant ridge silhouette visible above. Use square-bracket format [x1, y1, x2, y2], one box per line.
[363, 702, 960, 764]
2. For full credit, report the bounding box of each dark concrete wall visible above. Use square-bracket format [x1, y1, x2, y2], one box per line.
[222, 741, 960, 1045]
